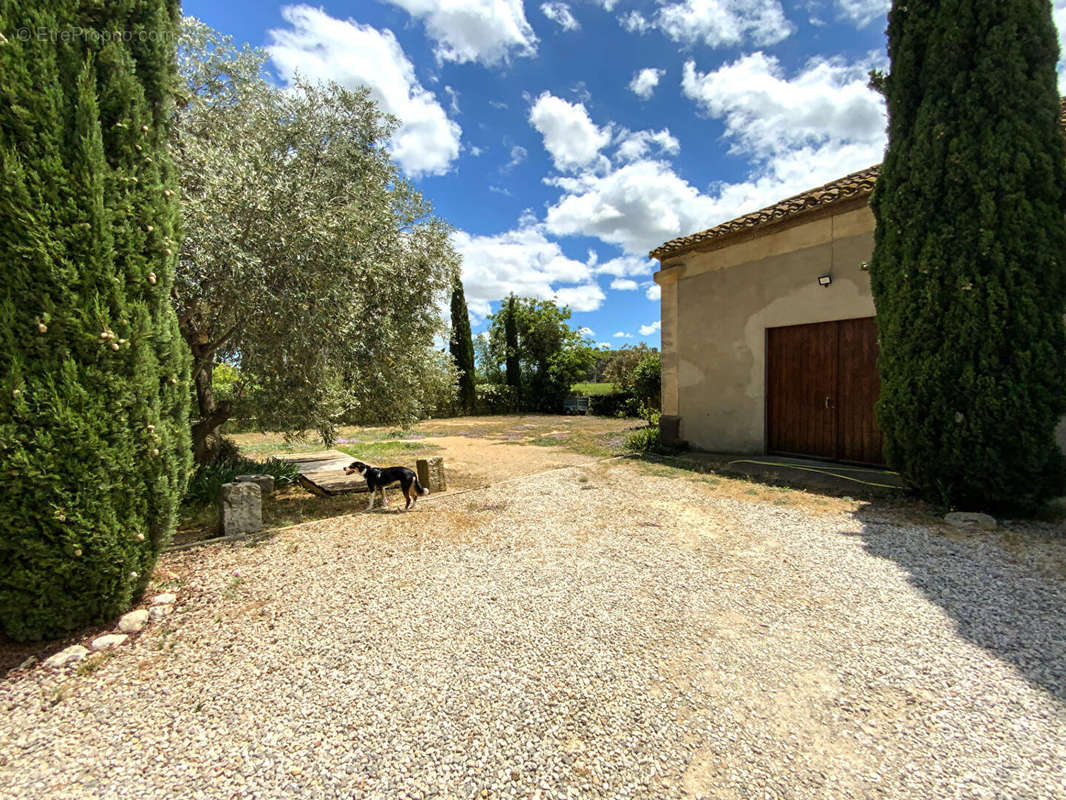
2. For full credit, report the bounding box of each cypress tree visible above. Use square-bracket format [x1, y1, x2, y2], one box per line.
[0, 0, 191, 640]
[504, 294, 521, 409]
[449, 276, 476, 414]
[870, 0, 1066, 509]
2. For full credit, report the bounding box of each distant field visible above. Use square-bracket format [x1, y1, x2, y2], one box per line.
[571, 382, 618, 396]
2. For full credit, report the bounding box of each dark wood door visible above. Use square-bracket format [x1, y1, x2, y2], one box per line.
[766, 318, 883, 465]
[766, 322, 838, 459]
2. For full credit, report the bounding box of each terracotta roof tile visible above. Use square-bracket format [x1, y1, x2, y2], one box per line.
[649, 165, 880, 261]
[650, 98, 1066, 262]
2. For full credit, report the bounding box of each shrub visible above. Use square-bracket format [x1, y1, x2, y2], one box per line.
[183, 453, 298, 510]
[587, 392, 631, 417]
[623, 423, 683, 456]
[0, 1, 189, 641]
[475, 383, 518, 414]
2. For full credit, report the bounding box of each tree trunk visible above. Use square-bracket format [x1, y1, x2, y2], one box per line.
[189, 347, 231, 462]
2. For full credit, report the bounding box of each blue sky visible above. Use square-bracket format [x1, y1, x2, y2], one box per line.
[182, 1, 1066, 349]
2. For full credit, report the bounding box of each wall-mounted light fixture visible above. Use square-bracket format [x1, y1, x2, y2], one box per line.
[818, 274, 832, 287]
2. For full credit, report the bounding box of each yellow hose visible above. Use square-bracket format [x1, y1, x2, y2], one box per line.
[724, 459, 903, 489]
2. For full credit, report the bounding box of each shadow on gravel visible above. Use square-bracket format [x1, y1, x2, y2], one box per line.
[849, 506, 1066, 703]
[632, 450, 906, 500]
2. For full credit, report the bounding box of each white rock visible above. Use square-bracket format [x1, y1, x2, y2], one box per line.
[151, 593, 176, 605]
[118, 609, 150, 633]
[149, 605, 172, 620]
[43, 645, 88, 669]
[944, 511, 997, 530]
[91, 633, 128, 651]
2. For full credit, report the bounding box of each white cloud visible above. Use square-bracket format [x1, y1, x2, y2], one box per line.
[620, 11, 651, 33]
[383, 0, 537, 66]
[268, 5, 461, 178]
[444, 85, 461, 115]
[529, 92, 612, 172]
[505, 145, 528, 170]
[577, 326, 595, 336]
[469, 145, 485, 157]
[541, 2, 580, 31]
[613, 331, 633, 338]
[645, 284, 661, 301]
[535, 50, 888, 260]
[681, 52, 886, 158]
[452, 224, 599, 318]
[834, 0, 888, 27]
[610, 278, 638, 290]
[625, 0, 793, 49]
[595, 255, 657, 278]
[639, 321, 661, 336]
[629, 67, 665, 99]
[554, 284, 606, 312]
[596, 341, 611, 348]
[545, 159, 720, 254]
[615, 128, 680, 162]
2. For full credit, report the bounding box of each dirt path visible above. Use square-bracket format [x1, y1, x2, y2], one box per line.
[418, 435, 603, 489]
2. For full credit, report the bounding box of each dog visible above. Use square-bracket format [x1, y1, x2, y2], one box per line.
[344, 461, 429, 512]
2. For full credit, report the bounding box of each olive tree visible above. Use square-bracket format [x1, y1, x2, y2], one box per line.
[174, 19, 457, 459]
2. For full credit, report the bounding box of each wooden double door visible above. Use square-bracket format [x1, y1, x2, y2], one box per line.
[766, 317, 884, 465]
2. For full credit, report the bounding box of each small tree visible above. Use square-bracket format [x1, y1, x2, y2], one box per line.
[489, 297, 595, 412]
[0, 0, 190, 640]
[449, 277, 476, 414]
[870, 0, 1066, 508]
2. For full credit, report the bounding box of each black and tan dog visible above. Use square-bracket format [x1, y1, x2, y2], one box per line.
[344, 461, 429, 512]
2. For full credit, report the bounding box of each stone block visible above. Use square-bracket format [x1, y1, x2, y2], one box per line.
[416, 456, 446, 493]
[220, 481, 262, 536]
[235, 473, 275, 495]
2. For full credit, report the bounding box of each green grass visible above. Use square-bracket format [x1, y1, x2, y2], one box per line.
[336, 440, 441, 461]
[571, 382, 619, 396]
[238, 439, 321, 456]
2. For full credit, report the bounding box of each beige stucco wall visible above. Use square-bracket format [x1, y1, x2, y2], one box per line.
[655, 206, 877, 453]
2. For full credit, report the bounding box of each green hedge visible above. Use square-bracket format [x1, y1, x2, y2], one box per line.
[0, 0, 189, 641]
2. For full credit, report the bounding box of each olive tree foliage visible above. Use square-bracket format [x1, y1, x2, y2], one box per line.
[173, 19, 457, 458]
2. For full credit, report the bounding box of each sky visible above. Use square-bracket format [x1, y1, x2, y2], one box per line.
[182, 0, 1066, 350]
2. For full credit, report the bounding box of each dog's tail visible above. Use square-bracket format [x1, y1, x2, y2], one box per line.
[414, 478, 430, 496]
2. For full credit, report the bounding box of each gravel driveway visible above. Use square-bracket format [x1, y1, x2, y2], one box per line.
[2, 460, 1065, 799]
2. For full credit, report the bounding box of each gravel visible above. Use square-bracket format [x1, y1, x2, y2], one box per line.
[2, 460, 1065, 799]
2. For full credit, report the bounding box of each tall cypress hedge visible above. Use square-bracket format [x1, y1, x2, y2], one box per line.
[870, 0, 1066, 509]
[0, 0, 190, 640]
[449, 277, 476, 414]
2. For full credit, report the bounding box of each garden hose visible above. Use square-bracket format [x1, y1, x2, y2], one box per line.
[724, 459, 903, 489]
